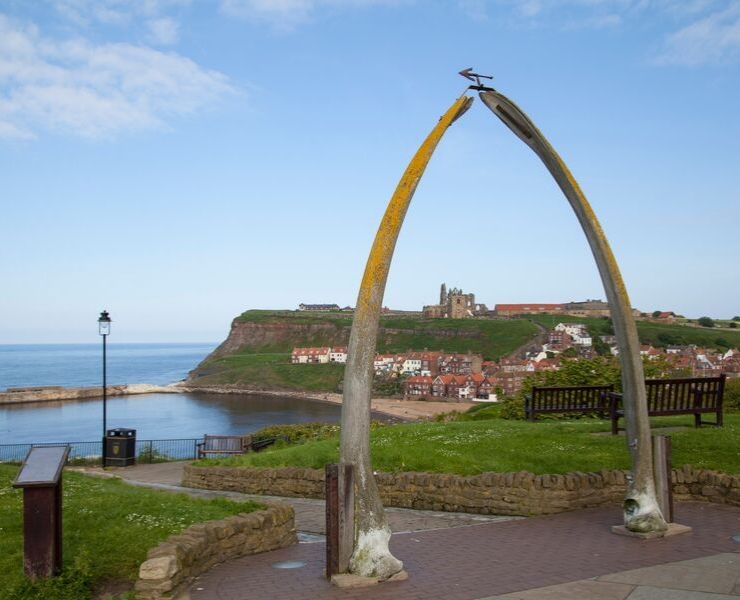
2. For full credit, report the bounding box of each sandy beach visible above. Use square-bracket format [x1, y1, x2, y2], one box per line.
[175, 384, 476, 421]
[320, 392, 476, 421]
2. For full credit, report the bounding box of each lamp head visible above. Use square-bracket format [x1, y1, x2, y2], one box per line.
[98, 310, 111, 336]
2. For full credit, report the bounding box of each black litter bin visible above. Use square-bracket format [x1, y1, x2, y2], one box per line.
[105, 428, 136, 467]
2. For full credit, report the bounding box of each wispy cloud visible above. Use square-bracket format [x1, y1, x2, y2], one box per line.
[220, 0, 406, 30]
[147, 17, 180, 45]
[51, 0, 191, 28]
[459, 0, 740, 66]
[51, 0, 188, 47]
[0, 14, 235, 140]
[655, 3, 740, 65]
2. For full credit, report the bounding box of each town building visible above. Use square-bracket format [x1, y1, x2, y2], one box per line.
[404, 375, 433, 398]
[494, 303, 564, 317]
[554, 323, 592, 346]
[563, 299, 610, 318]
[298, 303, 340, 311]
[495, 299, 614, 318]
[438, 353, 482, 375]
[291, 347, 331, 364]
[329, 347, 348, 363]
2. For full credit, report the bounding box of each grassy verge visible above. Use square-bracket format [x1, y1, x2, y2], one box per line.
[200, 413, 740, 476]
[0, 465, 262, 600]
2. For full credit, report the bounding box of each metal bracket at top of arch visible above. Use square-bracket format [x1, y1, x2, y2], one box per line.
[459, 68, 495, 91]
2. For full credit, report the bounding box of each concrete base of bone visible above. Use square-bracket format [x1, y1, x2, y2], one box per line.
[331, 570, 408, 588]
[612, 522, 692, 539]
[349, 526, 404, 580]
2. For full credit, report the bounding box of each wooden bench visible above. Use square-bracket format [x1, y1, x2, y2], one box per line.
[196, 434, 252, 458]
[609, 374, 726, 435]
[525, 384, 614, 421]
[251, 437, 279, 452]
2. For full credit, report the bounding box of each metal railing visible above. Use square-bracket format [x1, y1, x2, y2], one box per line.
[0, 438, 201, 464]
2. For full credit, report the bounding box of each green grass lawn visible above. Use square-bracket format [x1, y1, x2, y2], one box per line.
[0, 466, 262, 600]
[201, 413, 740, 476]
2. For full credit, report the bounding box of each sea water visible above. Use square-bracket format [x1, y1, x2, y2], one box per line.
[0, 343, 216, 390]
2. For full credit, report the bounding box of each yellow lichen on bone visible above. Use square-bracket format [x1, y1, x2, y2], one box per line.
[355, 95, 472, 315]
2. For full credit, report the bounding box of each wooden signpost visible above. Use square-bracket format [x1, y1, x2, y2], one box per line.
[13, 445, 70, 580]
[325, 463, 355, 579]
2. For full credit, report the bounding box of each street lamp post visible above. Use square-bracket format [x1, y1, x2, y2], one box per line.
[98, 310, 111, 468]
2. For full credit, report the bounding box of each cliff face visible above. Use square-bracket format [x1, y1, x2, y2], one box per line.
[200, 317, 496, 363]
[212, 320, 351, 357]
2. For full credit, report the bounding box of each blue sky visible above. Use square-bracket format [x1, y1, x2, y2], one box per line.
[1, 0, 738, 343]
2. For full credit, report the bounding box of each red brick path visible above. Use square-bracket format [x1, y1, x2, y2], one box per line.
[190, 503, 740, 600]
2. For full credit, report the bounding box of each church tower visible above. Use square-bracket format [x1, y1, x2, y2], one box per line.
[440, 283, 447, 305]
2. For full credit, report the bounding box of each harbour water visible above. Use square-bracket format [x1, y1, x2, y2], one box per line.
[0, 391, 341, 444]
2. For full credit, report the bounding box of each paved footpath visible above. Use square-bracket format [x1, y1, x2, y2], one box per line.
[188, 504, 739, 600]
[81, 462, 740, 599]
[82, 462, 517, 535]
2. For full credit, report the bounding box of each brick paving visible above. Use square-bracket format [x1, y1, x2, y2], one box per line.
[189, 503, 740, 600]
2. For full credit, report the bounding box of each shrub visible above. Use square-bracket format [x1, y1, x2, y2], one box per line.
[251, 422, 340, 445]
[498, 396, 526, 420]
[251, 420, 387, 445]
[697, 316, 715, 328]
[725, 378, 740, 413]
[373, 377, 403, 397]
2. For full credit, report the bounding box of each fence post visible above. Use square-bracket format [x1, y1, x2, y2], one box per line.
[325, 463, 355, 578]
[652, 434, 673, 523]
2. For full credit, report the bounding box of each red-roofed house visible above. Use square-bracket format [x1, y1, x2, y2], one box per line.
[495, 303, 564, 317]
[403, 375, 433, 399]
[329, 347, 348, 363]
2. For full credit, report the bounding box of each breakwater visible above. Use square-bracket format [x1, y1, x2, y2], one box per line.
[0, 384, 180, 405]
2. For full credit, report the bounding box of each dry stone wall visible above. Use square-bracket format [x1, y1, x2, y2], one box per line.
[183, 464, 739, 516]
[135, 503, 296, 600]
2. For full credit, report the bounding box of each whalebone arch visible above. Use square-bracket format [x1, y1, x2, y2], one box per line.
[338, 89, 664, 579]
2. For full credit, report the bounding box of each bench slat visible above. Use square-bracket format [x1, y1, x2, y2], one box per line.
[609, 375, 725, 434]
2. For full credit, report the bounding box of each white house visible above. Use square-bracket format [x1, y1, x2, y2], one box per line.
[400, 357, 422, 374]
[373, 354, 396, 372]
[555, 323, 592, 346]
[329, 347, 348, 363]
